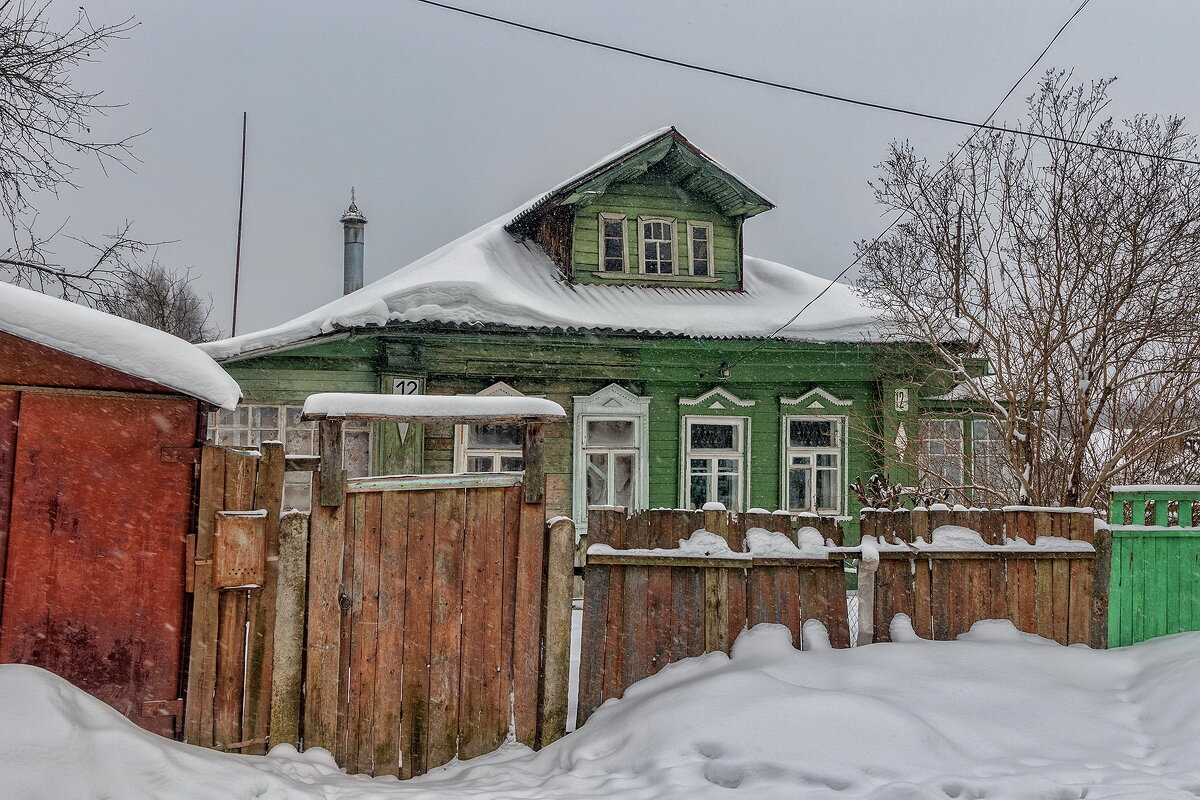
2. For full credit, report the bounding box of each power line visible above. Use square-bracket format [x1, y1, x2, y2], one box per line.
[410, 0, 1199, 168]
[725, 0, 1093, 370]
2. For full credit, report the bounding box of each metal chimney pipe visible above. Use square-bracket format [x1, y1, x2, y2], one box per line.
[341, 189, 367, 294]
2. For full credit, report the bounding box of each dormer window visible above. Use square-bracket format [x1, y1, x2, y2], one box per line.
[599, 213, 627, 272]
[639, 217, 675, 274]
[687, 221, 713, 277]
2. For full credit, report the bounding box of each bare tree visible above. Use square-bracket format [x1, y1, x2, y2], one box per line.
[856, 72, 1200, 508]
[100, 259, 216, 343]
[0, 1, 142, 299]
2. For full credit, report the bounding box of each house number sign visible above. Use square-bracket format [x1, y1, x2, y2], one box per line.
[392, 377, 422, 395]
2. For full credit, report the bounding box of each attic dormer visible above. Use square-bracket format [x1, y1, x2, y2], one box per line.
[507, 128, 773, 292]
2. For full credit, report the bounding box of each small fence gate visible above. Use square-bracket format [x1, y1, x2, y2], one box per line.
[1109, 486, 1200, 647]
[183, 444, 574, 778]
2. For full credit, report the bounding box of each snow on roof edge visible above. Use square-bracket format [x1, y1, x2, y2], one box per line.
[0, 281, 242, 409]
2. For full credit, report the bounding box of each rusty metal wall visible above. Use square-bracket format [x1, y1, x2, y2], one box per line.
[0, 391, 196, 737]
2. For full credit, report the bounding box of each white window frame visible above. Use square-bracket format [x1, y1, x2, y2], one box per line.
[918, 418, 965, 490]
[638, 216, 676, 275]
[572, 384, 650, 530]
[686, 220, 714, 277]
[681, 415, 749, 511]
[781, 415, 846, 514]
[208, 403, 373, 512]
[970, 418, 1018, 501]
[453, 382, 528, 473]
[597, 213, 628, 273]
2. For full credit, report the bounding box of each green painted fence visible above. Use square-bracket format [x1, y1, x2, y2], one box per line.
[1108, 486, 1200, 647]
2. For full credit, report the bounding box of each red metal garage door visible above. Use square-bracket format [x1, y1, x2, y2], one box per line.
[0, 391, 195, 737]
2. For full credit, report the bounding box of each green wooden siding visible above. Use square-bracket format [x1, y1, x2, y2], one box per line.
[571, 171, 742, 290]
[224, 328, 907, 533]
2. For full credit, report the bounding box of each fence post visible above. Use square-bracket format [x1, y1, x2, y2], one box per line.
[269, 510, 310, 747]
[703, 506, 731, 653]
[856, 538, 879, 646]
[539, 517, 575, 747]
[1090, 528, 1112, 649]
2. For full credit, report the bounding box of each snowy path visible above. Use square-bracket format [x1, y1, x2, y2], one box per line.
[3, 620, 1200, 799]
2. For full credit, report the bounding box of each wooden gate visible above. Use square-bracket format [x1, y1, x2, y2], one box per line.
[305, 472, 550, 776]
[184, 445, 574, 778]
[0, 390, 196, 738]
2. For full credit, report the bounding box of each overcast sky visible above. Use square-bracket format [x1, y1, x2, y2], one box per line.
[32, 0, 1200, 337]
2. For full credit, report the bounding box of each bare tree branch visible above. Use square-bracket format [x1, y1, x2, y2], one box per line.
[856, 71, 1200, 507]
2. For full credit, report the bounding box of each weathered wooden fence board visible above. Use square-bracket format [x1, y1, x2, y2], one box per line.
[184, 451, 572, 778]
[579, 506, 1110, 727]
[859, 508, 1107, 647]
[578, 508, 848, 726]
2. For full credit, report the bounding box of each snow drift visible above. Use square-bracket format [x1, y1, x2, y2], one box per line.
[3, 622, 1200, 799]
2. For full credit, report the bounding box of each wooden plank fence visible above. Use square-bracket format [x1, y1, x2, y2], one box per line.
[578, 505, 1111, 728]
[578, 507, 848, 726]
[183, 447, 574, 777]
[860, 507, 1110, 647]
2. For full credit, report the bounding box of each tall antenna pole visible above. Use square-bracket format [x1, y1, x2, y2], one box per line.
[230, 111, 248, 336]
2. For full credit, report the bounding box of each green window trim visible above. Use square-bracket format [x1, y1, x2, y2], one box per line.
[598, 212, 628, 273]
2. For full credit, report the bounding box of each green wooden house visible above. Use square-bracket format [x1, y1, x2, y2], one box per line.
[201, 128, 1000, 535]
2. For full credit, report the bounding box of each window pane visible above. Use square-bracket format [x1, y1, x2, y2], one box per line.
[286, 407, 307, 428]
[285, 428, 315, 456]
[613, 454, 634, 510]
[604, 258, 624, 272]
[690, 458, 708, 473]
[690, 473, 709, 509]
[690, 423, 736, 450]
[716, 473, 737, 509]
[252, 406, 279, 429]
[283, 482, 312, 514]
[790, 419, 833, 448]
[468, 456, 495, 472]
[216, 428, 247, 447]
[499, 456, 524, 471]
[789, 466, 810, 510]
[468, 423, 522, 448]
[587, 419, 635, 447]
[717, 458, 739, 474]
[343, 430, 371, 478]
[604, 238, 623, 258]
[604, 220, 623, 237]
[586, 453, 608, 506]
[816, 453, 836, 467]
[816, 469, 836, 509]
[218, 407, 247, 427]
[660, 241, 672, 260]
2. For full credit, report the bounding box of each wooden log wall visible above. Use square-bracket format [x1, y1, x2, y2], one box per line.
[577, 508, 849, 727]
[860, 508, 1110, 647]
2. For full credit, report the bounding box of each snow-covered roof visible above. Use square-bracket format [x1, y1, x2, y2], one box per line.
[0, 281, 242, 409]
[301, 392, 565, 422]
[203, 215, 891, 361]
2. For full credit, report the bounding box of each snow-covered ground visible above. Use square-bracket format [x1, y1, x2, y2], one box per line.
[4, 619, 1200, 799]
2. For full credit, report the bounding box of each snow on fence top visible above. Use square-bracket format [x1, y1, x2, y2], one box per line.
[0, 281, 241, 409]
[300, 392, 566, 422]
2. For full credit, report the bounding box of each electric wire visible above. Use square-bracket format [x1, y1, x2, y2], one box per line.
[724, 0, 1092, 369]
[410, 0, 1197, 167]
